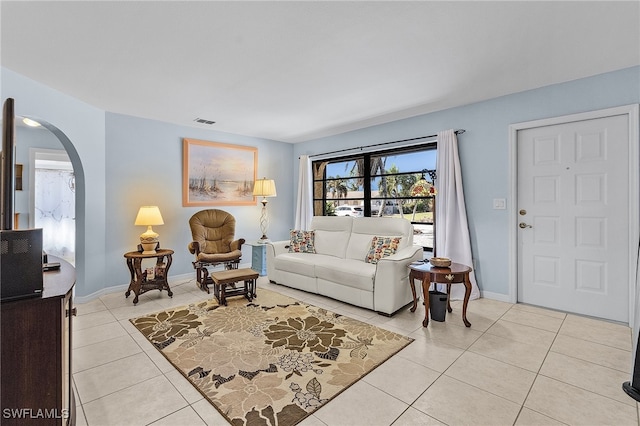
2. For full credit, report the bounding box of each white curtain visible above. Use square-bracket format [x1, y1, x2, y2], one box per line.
[34, 168, 76, 264]
[294, 155, 313, 230]
[435, 129, 480, 300]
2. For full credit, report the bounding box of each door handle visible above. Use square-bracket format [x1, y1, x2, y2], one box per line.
[519, 222, 532, 229]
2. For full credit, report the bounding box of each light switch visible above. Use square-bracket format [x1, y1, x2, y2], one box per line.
[493, 198, 506, 209]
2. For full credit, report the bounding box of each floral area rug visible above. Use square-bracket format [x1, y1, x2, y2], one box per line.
[130, 288, 413, 426]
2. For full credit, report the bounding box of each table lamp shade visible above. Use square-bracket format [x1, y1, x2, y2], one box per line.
[252, 178, 277, 198]
[135, 206, 164, 253]
[135, 206, 164, 226]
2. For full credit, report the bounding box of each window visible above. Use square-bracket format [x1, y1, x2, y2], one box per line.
[31, 149, 76, 264]
[312, 144, 436, 250]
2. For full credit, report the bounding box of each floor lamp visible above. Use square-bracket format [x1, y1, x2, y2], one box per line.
[253, 178, 277, 243]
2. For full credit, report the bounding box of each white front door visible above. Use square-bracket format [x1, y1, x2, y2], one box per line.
[516, 111, 633, 323]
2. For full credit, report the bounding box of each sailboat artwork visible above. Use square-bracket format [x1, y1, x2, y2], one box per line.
[182, 138, 257, 207]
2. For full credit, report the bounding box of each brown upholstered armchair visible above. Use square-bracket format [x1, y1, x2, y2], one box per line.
[188, 209, 245, 292]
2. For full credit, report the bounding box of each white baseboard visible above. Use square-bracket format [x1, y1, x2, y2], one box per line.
[168, 272, 197, 283]
[73, 263, 253, 304]
[73, 284, 130, 304]
[480, 290, 512, 303]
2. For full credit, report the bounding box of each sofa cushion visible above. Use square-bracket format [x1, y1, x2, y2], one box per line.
[288, 230, 316, 253]
[197, 249, 242, 264]
[351, 217, 413, 249]
[314, 257, 376, 292]
[272, 253, 319, 277]
[365, 236, 401, 264]
[345, 232, 378, 261]
[314, 230, 349, 258]
[310, 216, 352, 257]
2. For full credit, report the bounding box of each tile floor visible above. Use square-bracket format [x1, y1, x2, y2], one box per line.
[72, 276, 640, 426]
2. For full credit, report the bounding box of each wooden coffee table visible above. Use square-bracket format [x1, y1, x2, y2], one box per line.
[408, 261, 472, 328]
[210, 268, 259, 306]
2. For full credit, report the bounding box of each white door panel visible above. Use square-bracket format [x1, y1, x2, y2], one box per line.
[517, 114, 629, 322]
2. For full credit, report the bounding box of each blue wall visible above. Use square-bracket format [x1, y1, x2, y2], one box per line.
[104, 113, 293, 287]
[2, 68, 106, 298]
[3, 65, 638, 300]
[2, 68, 293, 299]
[293, 66, 640, 298]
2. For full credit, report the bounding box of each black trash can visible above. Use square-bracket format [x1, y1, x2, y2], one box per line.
[429, 290, 448, 322]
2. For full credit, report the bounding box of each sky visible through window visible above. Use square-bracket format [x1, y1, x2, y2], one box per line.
[325, 149, 436, 190]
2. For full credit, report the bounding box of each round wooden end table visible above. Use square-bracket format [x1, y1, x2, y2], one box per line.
[408, 261, 472, 328]
[124, 249, 174, 304]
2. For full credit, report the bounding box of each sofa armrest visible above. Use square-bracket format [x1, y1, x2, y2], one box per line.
[379, 245, 424, 263]
[373, 245, 424, 314]
[267, 240, 289, 256]
[266, 240, 289, 279]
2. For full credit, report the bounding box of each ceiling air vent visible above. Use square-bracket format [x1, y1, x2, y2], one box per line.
[194, 118, 216, 125]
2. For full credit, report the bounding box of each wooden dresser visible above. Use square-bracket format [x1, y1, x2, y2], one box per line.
[1, 256, 76, 425]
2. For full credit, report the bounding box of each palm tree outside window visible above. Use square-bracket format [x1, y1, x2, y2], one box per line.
[312, 144, 437, 250]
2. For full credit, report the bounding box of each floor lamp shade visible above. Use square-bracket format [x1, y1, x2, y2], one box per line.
[253, 178, 277, 241]
[135, 206, 164, 253]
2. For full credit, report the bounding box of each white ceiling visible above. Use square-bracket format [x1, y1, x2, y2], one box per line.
[2, 1, 639, 143]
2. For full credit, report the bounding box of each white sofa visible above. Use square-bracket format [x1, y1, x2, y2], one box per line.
[266, 216, 423, 315]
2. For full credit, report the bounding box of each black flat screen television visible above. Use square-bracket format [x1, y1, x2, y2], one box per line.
[1, 98, 44, 301]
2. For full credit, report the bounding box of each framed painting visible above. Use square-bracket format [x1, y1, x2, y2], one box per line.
[182, 138, 257, 206]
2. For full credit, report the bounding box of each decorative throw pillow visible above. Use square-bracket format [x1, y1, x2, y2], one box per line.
[365, 236, 401, 264]
[288, 230, 316, 253]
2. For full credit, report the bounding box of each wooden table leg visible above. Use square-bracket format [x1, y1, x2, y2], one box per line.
[409, 271, 418, 312]
[125, 258, 135, 300]
[461, 272, 472, 327]
[446, 283, 453, 313]
[421, 275, 431, 327]
[131, 258, 143, 304]
[161, 254, 173, 297]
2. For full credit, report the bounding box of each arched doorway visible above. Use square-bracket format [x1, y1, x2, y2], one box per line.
[15, 116, 85, 278]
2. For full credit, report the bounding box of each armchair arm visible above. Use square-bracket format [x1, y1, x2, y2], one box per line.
[231, 238, 246, 251]
[188, 241, 201, 255]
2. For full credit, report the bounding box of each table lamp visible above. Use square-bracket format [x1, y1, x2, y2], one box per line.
[134, 206, 164, 253]
[252, 178, 277, 242]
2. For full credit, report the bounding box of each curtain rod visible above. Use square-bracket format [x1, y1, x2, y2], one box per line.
[306, 129, 465, 159]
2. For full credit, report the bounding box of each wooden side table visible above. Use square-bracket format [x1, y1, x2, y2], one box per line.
[408, 261, 472, 328]
[124, 249, 174, 304]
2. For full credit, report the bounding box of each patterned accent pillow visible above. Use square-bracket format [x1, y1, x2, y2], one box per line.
[288, 230, 316, 253]
[365, 236, 401, 264]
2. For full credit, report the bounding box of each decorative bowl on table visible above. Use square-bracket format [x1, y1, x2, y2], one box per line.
[430, 257, 451, 268]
